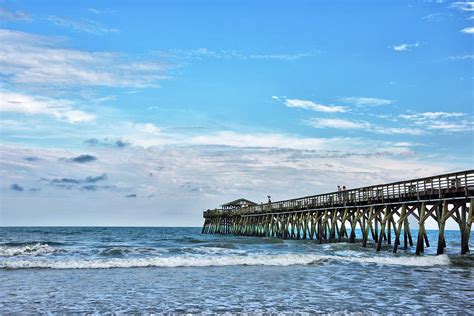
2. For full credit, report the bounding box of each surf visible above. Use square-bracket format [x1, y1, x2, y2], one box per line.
[0, 253, 451, 269]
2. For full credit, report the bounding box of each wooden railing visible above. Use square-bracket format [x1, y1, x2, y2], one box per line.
[204, 170, 474, 217]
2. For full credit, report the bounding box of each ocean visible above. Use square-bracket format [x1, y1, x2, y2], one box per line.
[0, 227, 473, 314]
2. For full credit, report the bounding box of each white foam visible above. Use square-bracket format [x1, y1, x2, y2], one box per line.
[0, 243, 58, 257]
[0, 253, 451, 269]
[194, 247, 247, 255]
[339, 254, 451, 266]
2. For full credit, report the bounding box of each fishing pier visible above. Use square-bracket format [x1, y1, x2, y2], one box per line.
[202, 170, 474, 255]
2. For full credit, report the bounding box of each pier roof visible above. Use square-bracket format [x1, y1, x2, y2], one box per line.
[221, 198, 258, 207]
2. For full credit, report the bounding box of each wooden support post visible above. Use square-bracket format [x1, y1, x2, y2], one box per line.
[214, 217, 220, 234]
[317, 214, 323, 242]
[362, 212, 366, 239]
[297, 212, 303, 240]
[338, 209, 349, 242]
[271, 216, 276, 238]
[268, 215, 273, 237]
[376, 206, 390, 252]
[320, 210, 329, 243]
[404, 215, 413, 247]
[374, 210, 379, 243]
[202, 219, 207, 234]
[300, 213, 305, 240]
[274, 216, 279, 238]
[329, 210, 337, 241]
[292, 213, 297, 239]
[387, 217, 392, 245]
[416, 203, 426, 255]
[461, 199, 473, 254]
[280, 215, 285, 238]
[304, 212, 309, 240]
[349, 210, 355, 242]
[281, 215, 287, 239]
[437, 201, 447, 255]
[363, 207, 374, 247]
[394, 204, 406, 253]
[242, 217, 249, 235]
[350, 208, 361, 243]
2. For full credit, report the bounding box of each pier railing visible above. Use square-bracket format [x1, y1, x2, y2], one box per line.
[204, 170, 474, 217]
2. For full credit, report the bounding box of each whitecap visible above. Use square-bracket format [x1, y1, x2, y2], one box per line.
[0, 252, 451, 269]
[0, 243, 58, 257]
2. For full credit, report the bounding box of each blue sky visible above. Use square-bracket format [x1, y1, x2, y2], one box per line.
[0, 0, 473, 226]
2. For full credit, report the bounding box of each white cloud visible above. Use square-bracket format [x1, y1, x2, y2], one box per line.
[376, 127, 426, 136]
[449, 54, 474, 60]
[308, 111, 472, 135]
[87, 8, 115, 15]
[47, 16, 118, 35]
[422, 13, 452, 22]
[461, 26, 474, 33]
[0, 91, 95, 123]
[307, 118, 426, 135]
[92, 95, 116, 103]
[188, 131, 331, 150]
[399, 112, 473, 133]
[284, 98, 347, 113]
[158, 48, 320, 62]
[451, 2, 474, 11]
[392, 42, 419, 52]
[127, 122, 161, 134]
[307, 118, 367, 130]
[247, 52, 319, 61]
[400, 112, 465, 119]
[340, 97, 394, 107]
[0, 29, 168, 88]
[0, 7, 31, 21]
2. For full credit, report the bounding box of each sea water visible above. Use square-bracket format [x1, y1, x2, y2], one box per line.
[0, 227, 473, 313]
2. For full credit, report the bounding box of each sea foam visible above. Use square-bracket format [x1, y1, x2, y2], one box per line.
[0, 253, 451, 269]
[0, 243, 58, 257]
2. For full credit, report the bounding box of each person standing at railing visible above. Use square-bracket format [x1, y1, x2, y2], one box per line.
[338, 185, 342, 202]
[342, 186, 347, 202]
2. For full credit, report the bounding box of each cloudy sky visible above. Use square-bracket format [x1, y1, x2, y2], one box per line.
[0, 0, 473, 226]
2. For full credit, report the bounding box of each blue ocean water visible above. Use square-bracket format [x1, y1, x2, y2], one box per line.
[0, 227, 473, 313]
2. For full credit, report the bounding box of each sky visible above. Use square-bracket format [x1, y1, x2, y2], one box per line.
[0, 0, 473, 227]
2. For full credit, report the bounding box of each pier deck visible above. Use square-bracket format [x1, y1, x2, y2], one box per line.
[202, 170, 474, 255]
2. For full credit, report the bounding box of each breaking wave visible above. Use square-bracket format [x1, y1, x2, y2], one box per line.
[0, 253, 451, 269]
[0, 243, 59, 257]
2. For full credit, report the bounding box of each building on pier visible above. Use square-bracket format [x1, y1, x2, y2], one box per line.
[222, 198, 258, 211]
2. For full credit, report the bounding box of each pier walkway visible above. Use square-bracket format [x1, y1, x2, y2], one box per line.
[202, 170, 474, 255]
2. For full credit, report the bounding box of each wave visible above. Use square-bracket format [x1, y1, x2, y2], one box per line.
[176, 237, 207, 244]
[99, 247, 131, 257]
[2, 241, 65, 246]
[0, 253, 451, 269]
[0, 243, 59, 257]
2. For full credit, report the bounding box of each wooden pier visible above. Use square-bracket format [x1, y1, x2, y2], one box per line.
[202, 170, 474, 255]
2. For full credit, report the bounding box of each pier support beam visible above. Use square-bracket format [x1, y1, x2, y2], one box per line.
[416, 203, 426, 255]
[437, 202, 448, 255]
[461, 199, 473, 254]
